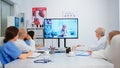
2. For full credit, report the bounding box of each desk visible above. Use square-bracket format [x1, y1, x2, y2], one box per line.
[5, 53, 113, 68]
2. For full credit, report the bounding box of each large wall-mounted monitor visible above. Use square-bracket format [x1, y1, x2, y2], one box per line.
[44, 18, 78, 39]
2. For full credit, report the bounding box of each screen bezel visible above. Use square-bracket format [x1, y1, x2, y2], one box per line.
[44, 18, 78, 39]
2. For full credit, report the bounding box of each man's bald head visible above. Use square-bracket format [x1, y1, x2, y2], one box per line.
[18, 28, 27, 39]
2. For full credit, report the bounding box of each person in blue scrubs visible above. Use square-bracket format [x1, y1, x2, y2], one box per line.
[0, 26, 32, 68]
[24, 31, 35, 45]
[25, 31, 43, 49]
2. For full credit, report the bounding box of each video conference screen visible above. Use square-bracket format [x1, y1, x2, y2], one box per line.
[44, 18, 78, 39]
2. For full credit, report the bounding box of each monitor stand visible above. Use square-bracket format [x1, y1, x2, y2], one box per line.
[58, 38, 67, 48]
[58, 38, 60, 48]
[55, 38, 66, 53]
[64, 38, 67, 48]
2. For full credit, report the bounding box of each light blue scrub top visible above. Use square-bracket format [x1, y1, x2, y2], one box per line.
[25, 40, 30, 46]
[0, 41, 22, 65]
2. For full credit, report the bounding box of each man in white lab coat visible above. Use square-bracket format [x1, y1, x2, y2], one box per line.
[91, 31, 120, 62]
[15, 28, 35, 52]
[75, 27, 107, 51]
[90, 27, 107, 51]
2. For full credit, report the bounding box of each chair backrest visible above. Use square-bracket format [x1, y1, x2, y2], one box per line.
[0, 37, 4, 68]
[0, 61, 2, 68]
[110, 34, 120, 68]
[0, 37, 4, 47]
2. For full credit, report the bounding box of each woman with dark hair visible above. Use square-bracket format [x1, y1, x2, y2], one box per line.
[25, 31, 36, 51]
[25, 31, 43, 50]
[24, 31, 35, 45]
[0, 26, 32, 67]
[28, 31, 35, 39]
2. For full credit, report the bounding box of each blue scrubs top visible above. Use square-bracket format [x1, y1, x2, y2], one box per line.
[25, 40, 30, 46]
[0, 41, 22, 65]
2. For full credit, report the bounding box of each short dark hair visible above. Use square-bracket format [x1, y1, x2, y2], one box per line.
[4, 26, 19, 43]
[28, 31, 35, 39]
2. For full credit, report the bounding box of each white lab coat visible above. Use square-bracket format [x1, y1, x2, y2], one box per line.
[29, 39, 36, 51]
[90, 36, 107, 51]
[91, 45, 112, 62]
[15, 39, 34, 52]
[76, 36, 107, 51]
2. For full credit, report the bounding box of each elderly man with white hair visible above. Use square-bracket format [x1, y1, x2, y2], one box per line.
[91, 27, 107, 51]
[74, 27, 107, 51]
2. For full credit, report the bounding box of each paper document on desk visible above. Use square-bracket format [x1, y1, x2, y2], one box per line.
[34, 50, 45, 53]
[75, 51, 90, 56]
[34, 47, 47, 53]
[28, 53, 41, 58]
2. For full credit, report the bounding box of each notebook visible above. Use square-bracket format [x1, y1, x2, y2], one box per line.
[75, 51, 91, 56]
[34, 59, 52, 63]
[35, 49, 45, 53]
[27, 53, 41, 58]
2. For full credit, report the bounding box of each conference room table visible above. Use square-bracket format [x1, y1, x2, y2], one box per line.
[5, 53, 113, 68]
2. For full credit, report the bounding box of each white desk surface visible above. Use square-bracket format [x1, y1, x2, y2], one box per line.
[5, 53, 113, 68]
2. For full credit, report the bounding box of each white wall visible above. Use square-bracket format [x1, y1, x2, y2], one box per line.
[107, 0, 119, 32]
[119, 0, 120, 30]
[12, 0, 119, 48]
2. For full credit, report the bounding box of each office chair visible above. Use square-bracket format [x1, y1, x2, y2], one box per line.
[0, 37, 4, 46]
[111, 34, 120, 68]
[0, 61, 2, 68]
